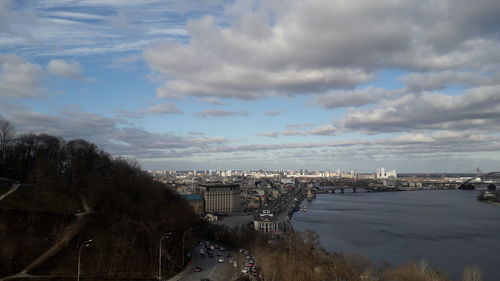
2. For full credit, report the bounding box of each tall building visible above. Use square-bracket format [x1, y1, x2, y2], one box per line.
[202, 183, 241, 214]
[376, 167, 397, 179]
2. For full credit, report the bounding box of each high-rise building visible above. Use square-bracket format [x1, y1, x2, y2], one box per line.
[376, 167, 397, 179]
[202, 183, 241, 214]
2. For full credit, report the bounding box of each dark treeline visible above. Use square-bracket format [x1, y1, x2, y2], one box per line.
[0, 120, 199, 279]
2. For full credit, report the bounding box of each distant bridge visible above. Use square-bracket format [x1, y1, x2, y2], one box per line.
[456, 171, 500, 189]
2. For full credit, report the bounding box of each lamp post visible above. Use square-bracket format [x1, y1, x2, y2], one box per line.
[181, 228, 192, 266]
[77, 239, 92, 281]
[158, 232, 173, 280]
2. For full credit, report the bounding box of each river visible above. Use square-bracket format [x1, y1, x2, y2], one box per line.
[290, 189, 500, 281]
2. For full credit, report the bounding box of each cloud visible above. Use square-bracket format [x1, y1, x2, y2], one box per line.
[196, 109, 250, 118]
[257, 132, 280, 138]
[119, 103, 182, 118]
[47, 59, 87, 80]
[0, 0, 37, 42]
[200, 97, 224, 105]
[144, 0, 500, 101]
[286, 123, 313, 129]
[400, 71, 494, 92]
[308, 124, 339, 136]
[339, 85, 500, 133]
[314, 87, 404, 109]
[264, 110, 284, 116]
[144, 103, 182, 114]
[0, 54, 44, 98]
[257, 130, 307, 137]
[2, 102, 500, 171]
[0, 103, 229, 160]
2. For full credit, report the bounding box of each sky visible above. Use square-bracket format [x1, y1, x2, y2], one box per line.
[1, 0, 500, 173]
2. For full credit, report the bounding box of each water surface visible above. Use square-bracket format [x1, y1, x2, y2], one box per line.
[291, 190, 500, 281]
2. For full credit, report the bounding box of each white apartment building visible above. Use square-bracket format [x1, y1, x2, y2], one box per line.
[376, 167, 398, 179]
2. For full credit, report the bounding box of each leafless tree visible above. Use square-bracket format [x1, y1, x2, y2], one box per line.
[0, 119, 15, 163]
[462, 265, 482, 281]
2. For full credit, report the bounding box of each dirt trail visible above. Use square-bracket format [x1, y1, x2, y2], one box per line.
[0, 192, 94, 280]
[0, 184, 20, 201]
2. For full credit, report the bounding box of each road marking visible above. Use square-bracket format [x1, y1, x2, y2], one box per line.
[207, 264, 217, 278]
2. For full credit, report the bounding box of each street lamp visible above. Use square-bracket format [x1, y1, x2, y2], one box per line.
[158, 232, 173, 280]
[77, 239, 92, 281]
[181, 228, 192, 266]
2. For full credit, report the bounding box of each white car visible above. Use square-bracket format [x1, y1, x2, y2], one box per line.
[218, 258, 224, 263]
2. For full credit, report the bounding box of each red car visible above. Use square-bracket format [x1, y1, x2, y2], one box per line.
[194, 266, 202, 272]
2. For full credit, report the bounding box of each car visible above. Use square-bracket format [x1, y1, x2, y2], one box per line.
[218, 258, 224, 263]
[244, 250, 249, 255]
[194, 266, 202, 272]
[217, 252, 222, 256]
[238, 249, 244, 253]
[219, 247, 225, 251]
[226, 254, 232, 258]
[242, 268, 249, 274]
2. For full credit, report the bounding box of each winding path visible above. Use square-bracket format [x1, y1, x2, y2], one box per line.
[0, 184, 20, 201]
[0, 190, 93, 281]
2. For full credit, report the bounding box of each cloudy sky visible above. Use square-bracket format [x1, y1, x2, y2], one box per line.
[1, 0, 500, 172]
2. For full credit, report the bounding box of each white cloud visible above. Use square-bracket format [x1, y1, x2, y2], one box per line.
[143, 0, 500, 101]
[47, 59, 87, 80]
[340, 85, 500, 133]
[0, 54, 44, 98]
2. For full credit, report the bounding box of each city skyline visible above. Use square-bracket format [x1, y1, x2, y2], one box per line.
[1, 0, 500, 172]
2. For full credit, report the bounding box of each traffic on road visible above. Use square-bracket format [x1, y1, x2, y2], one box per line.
[171, 241, 259, 281]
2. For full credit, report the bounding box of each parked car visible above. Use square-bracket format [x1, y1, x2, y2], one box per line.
[219, 247, 225, 251]
[194, 266, 202, 272]
[218, 258, 224, 263]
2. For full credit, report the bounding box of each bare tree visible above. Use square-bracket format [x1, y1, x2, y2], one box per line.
[0, 119, 15, 163]
[462, 265, 482, 281]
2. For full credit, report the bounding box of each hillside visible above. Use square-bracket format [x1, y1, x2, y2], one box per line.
[0, 132, 198, 280]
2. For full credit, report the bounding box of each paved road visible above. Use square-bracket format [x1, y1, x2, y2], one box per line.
[169, 244, 242, 281]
